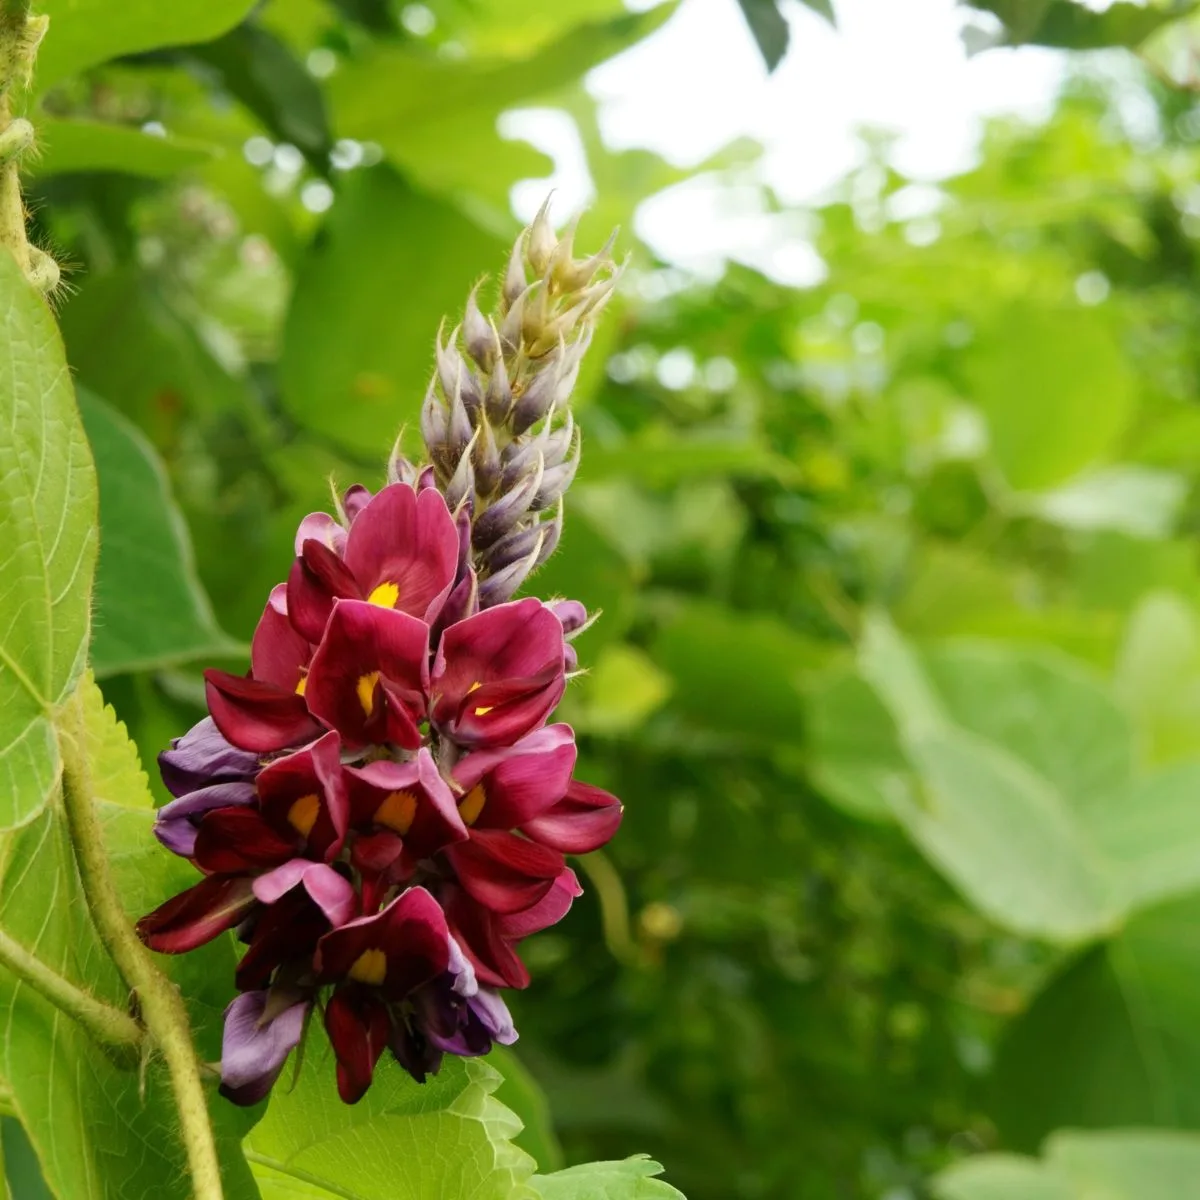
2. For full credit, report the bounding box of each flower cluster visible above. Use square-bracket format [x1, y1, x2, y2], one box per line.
[139, 480, 621, 1104]
[139, 207, 623, 1106]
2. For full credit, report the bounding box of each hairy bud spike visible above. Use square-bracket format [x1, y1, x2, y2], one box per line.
[526, 196, 556, 276]
[444, 429, 478, 512]
[472, 417, 502, 497]
[503, 236, 527, 308]
[463, 285, 495, 370]
[534, 504, 564, 568]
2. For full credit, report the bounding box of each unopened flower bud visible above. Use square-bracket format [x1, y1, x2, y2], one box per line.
[478, 531, 543, 608]
[499, 287, 528, 357]
[420, 383, 449, 459]
[437, 329, 484, 421]
[534, 504, 563, 567]
[472, 417, 502, 497]
[526, 197, 556, 276]
[484, 522, 543, 574]
[548, 598, 589, 636]
[510, 363, 558, 436]
[462, 286, 496, 371]
[472, 460, 542, 549]
[444, 431, 478, 512]
[485, 362, 512, 425]
[533, 439, 579, 512]
[503, 235, 527, 308]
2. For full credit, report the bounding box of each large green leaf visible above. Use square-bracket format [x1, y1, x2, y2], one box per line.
[0, 252, 96, 830]
[278, 166, 505, 456]
[486, 1046, 564, 1174]
[33, 119, 216, 178]
[79, 393, 234, 676]
[327, 6, 677, 213]
[963, 305, 1136, 493]
[935, 1130, 1200, 1199]
[0, 675, 258, 1199]
[991, 892, 1200, 1148]
[968, 0, 1200, 47]
[532, 1156, 686, 1199]
[857, 616, 1200, 940]
[35, 0, 260, 92]
[245, 1051, 536, 1198]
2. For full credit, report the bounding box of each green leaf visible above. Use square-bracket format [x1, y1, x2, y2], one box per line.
[736, 0, 790, 72]
[78, 392, 233, 676]
[991, 892, 1200, 1148]
[963, 304, 1137, 492]
[327, 6, 678, 213]
[0, 252, 97, 831]
[532, 1155, 686, 1199]
[571, 644, 672, 738]
[935, 1130, 1200, 1199]
[245, 1051, 537, 1198]
[32, 119, 216, 178]
[279, 166, 505, 456]
[35, 0, 260, 93]
[858, 616, 1140, 940]
[190, 22, 331, 168]
[970, 0, 1200, 47]
[1024, 466, 1187, 538]
[488, 1045, 564, 1174]
[0, 675, 258, 1199]
[1115, 591, 1200, 766]
[2, 1118, 53, 1200]
[653, 602, 824, 746]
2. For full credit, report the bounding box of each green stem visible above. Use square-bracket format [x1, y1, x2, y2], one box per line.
[59, 689, 224, 1200]
[0, 925, 143, 1054]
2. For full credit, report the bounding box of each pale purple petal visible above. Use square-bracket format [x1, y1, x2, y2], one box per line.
[158, 717, 259, 797]
[469, 988, 517, 1045]
[219, 991, 308, 1105]
[294, 511, 347, 556]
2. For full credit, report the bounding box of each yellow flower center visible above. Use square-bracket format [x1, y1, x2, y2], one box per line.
[287, 793, 320, 838]
[349, 948, 387, 986]
[356, 671, 381, 717]
[374, 790, 417, 835]
[367, 581, 400, 608]
[294, 674, 307, 697]
[458, 784, 486, 827]
[466, 680, 493, 716]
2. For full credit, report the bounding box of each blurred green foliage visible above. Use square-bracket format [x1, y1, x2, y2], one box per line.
[18, 0, 1200, 1195]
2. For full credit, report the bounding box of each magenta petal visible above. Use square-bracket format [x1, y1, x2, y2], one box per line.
[256, 730, 349, 861]
[443, 886, 529, 989]
[303, 600, 430, 749]
[521, 779, 624, 854]
[347, 749, 467, 855]
[250, 586, 311, 691]
[342, 483, 459, 623]
[253, 860, 357, 926]
[325, 986, 391, 1104]
[137, 875, 258, 954]
[446, 830, 564, 914]
[496, 867, 582, 940]
[288, 540, 361, 644]
[453, 724, 576, 830]
[219, 991, 308, 1106]
[205, 670, 322, 754]
[294, 511, 347, 557]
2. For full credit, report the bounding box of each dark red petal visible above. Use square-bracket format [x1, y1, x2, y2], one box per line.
[192, 807, 297, 874]
[521, 779, 624, 854]
[137, 875, 257, 954]
[454, 724, 576, 830]
[496, 866, 583, 940]
[443, 885, 529, 989]
[342, 484, 459, 624]
[446, 830, 563, 914]
[304, 601, 430, 749]
[287, 540, 361, 644]
[324, 986, 391, 1104]
[250, 586, 312, 691]
[256, 731, 349, 861]
[235, 887, 330, 991]
[205, 670, 322, 754]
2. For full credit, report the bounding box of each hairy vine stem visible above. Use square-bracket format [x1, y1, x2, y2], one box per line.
[0, 0, 57, 291]
[59, 688, 225, 1200]
[0, 925, 144, 1055]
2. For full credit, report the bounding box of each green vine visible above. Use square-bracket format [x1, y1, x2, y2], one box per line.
[0, 0, 56, 292]
[59, 688, 225, 1199]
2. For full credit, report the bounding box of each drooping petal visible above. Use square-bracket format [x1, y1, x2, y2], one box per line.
[445, 829, 564, 914]
[304, 600, 429, 749]
[342, 484, 460, 623]
[294, 511, 347, 557]
[451, 724, 576, 831]
[219, 990, 309, 1106]
[158, 717, 259, 797]
[314, 886, 450, 999]
[520, 779, 624, 855]
[154, 781, 257, 857]
[137, 875, 257, 954]
[192, 807, 298, 874]
[496, 866, 582, 940]
[256, 731, 349, 861]
[287, 539, 361, 644]
[205, 670, 323, 754]
[250, 585, 312, 692]
[324, 986, 391, 1104]
[468, 988, 518, 1045]
[442, 884, 529, 990]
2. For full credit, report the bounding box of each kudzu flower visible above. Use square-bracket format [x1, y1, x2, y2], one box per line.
[137, 209, 623, 1107]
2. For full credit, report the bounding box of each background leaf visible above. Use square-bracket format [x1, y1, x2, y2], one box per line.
[532, 1156, 685, 1199]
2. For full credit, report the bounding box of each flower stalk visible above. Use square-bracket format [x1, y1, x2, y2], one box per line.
[0, 924, 144, 1056]
[59, 687, 224, 1200]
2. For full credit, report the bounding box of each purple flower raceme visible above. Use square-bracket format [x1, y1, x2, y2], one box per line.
[137, 210, 623, 1106]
